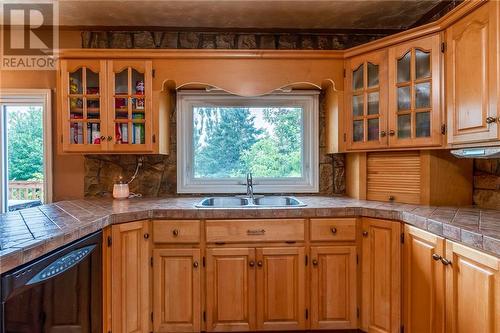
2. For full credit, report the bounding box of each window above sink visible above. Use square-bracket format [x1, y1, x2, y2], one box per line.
[177, 91, 319, 194]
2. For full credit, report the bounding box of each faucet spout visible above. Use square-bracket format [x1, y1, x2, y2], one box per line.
[246, 173, 254, 202]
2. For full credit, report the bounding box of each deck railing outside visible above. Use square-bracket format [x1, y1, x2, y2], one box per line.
[8, 180, 44, 200]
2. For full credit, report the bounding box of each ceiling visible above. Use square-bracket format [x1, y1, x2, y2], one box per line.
[56, 0, 446, 31]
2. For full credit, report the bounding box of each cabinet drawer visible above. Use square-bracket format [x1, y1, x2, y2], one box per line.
[153, 220, 201, 243]
[206, 219, 305, 243]
[310, 218, 357, 241]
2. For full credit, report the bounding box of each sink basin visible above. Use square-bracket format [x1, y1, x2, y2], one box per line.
[253, 196, 306, 207]
[196, 196, 306, 208]
[196, 197, 249, 208]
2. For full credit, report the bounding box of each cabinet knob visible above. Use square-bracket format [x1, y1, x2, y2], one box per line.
[389, 130, 395, 136]
[432, 253, 442, 261]
[107, 136, 112, 141]
[312, 259, 318, 266]
[249, 261, 255, 267]
[389, 195, 395, 202]
[440, 258, 452, 266]
[380, 131, 387, 137]
[193, 261, 199, 268]
[486, 116, 497, 124]
[330, 227, 337, 234]
[362, 231, 369, 237]
[143, 233, 149, 240]
[100, 135, 106, 141]
[257, 260, 263, 267]
[172, 229, 179, 237]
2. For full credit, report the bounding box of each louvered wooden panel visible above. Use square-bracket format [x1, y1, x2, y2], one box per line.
[367, 151, 421, 204]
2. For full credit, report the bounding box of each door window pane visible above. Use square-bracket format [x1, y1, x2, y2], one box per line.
[397, 114, 411, 139]
[69, 68, 83, 94]
[367, 63, 379, 88]
[416, 112, 431, 137]
[86, 69, 100, 94]
[415, 49, 431, 80]
[352, 65, 364, 91]
[86, 123, 101, 144]
[397, 86, 411, 111]
[397, 51, 411, 83]
[115, 69, 128, 95]
[353, 120, 364, 142]
[367, 92, 379, 115]
[367, 118, 379, 141]
[353, 95, 364, 117]
[415, 82, 431, 109]
[86, 98, 100, 119]
[132, 69, 145, 95]
[3, 106, 45, 211]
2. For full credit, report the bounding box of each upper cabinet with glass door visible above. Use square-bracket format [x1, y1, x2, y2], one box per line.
[107, 60, 153, 152]
[345, 50, 388, 150]
[60, 60, 107, 152]
[388, 34, 443, 148]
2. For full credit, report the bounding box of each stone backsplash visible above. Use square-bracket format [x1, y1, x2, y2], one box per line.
[84, 92, 346, 198]
[474, 159, 500, 210]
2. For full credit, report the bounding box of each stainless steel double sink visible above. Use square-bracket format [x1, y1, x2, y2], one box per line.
[196, 196, 306, 208]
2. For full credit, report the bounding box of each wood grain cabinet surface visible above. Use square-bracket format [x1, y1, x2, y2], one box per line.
[446, 1, 500, 145]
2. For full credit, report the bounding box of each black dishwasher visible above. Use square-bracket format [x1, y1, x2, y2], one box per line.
[1, 231, 102, 333]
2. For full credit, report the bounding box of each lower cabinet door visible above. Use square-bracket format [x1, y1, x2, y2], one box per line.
[404, 225, 445, 333]
[111, 221, 151, 333]
[153, 248, 201, 332]
[445, 240, 500, 333]
[206, 248, 256, 331]
[310, 246, 357, 330]
[361, 218, 401, 333]
[256, 247, 306, 331]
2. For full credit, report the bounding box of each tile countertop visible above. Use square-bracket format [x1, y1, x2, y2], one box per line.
[1, 196, 499, 274]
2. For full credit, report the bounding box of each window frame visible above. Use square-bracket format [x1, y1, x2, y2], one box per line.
[0, 89, 53, 213]
[177, 90, 319, 194]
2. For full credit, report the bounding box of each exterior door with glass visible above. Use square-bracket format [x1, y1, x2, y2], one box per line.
[388, 34, 443, 147]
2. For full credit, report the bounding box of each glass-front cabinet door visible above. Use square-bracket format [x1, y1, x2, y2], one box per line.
[107, 60, 153, 152]
[345, 50, 388, 150]
[388, 34, 442, 147]
[61, 60, 107, 152]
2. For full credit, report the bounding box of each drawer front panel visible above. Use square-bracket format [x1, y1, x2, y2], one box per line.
[153, 220, 201, 243]
[310, 218, 357, 241]
[206, 219, 305, 243]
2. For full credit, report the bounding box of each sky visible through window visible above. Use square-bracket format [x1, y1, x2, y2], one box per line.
[193, 106, 303, 179]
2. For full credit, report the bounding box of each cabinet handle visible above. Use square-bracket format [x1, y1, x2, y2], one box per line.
[144, 233, 149, 240]
[107, 136, 112, 141]
[440, 258, 452, 266]
[247, 229, 265, 236]
[193, 261, 199, 268]
[486, 116, 497, 124]
[257, 260, 263, 267]
[389, 130, 395, 136]
[330, 227, 337, 234]
[100, 135, 106, 141]
[172, 229, 179, 237]
[362, 231, 369, 237]
[380, 131, 387, 137]
[249, 261, 255, 267]
[312, 259, 318, 266]
[432, 253, 442, 261]
[389, 195, 395, 202]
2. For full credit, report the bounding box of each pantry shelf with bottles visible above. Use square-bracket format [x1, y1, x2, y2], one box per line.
[58, 59, 168, 154]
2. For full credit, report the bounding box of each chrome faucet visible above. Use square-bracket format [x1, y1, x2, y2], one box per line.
[246, 173, 254, 202]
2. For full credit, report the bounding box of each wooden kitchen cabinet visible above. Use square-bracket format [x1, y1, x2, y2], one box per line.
[403, 225, 445, 333]
[256, 247, 306, 331]
[206, 248, 256, 331]
[446, 1, 500, 145]
[310, 246, 357, 330]
[345, 49, 388, 150]
[58, 59, 168, 154]
[153, 248, 201, 332]
[388, 33, 443, 148]
[110, 221, 151, 333]
[444, 240, 500, 333]
[361, 218, 401, 333]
